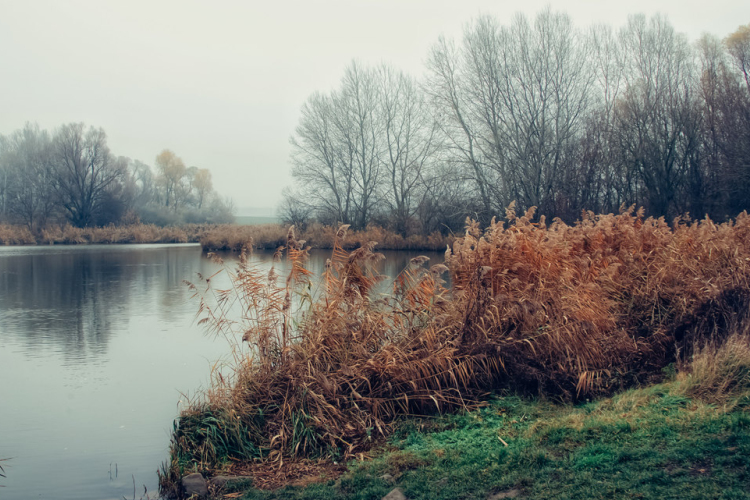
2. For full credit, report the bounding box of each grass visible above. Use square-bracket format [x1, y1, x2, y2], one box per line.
[225, 377, 750, 499]
[161, 206, 750, 498]
[218, 333, 750, 498]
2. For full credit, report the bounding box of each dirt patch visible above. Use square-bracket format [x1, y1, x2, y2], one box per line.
[222, 458, 347, 490]
[689, 459, 713, 477]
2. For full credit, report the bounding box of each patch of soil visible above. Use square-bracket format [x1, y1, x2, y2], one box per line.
[689, 459, 713, 477]
[223, 458, 348, 490]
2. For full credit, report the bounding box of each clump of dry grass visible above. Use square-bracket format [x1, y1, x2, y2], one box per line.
[198, 224, 286, 252]
[197, 223, 453, 253]
[444, 204, 750, 396]
[0, 224, 36, 245]
[675, 333, 750, 408]
[0, 221, 452, 252]
[0, 223, 199, 245]
[299, 223, 452, 251]
[168, 206, 750, 478]
[38, 224, 192, 244]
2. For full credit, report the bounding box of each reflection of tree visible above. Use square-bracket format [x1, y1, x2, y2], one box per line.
[0, 246, 448, 364]
[0, 246, 204, 363]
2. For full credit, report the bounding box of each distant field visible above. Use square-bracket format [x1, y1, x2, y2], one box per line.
[234, 216, 281, 226]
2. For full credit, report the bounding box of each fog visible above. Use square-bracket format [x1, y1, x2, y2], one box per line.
[1, 0, 748, 212]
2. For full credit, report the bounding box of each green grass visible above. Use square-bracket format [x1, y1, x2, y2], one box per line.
[228, 380, 750, 499]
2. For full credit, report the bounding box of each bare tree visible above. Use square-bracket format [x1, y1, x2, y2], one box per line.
[425, 36, 495, 223]
[337, 62, 383, 229]
[426, 9, 594, 220]
[128, 159, 156, 208]
[290, 91, 355, 225]
[377, 65, 439, 234]
[278, 186, 313, 230]
[726, 23, 750, 91]
[612, 14, 702, 218]
[51, 123, 127, 227]
[697, 30, 750, 218]
[290, 61, 383, 229]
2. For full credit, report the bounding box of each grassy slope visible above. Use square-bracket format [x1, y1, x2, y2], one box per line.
[229, 379, 750, 500]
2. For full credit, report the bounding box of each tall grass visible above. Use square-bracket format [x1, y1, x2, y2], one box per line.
[198, 223, 452, 252]
[0, 221, 452, 251]
[0, 224, 35, 245]
[165, 206, 750, 482]
[0, 223, 201, 245]
[675, 333, 750, 409]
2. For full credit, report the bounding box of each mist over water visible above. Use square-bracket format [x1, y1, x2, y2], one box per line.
[0, 244, 443, 499]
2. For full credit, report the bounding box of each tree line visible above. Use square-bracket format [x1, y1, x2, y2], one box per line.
[0, 123, 233, 230]
[283, 11, 750, 234]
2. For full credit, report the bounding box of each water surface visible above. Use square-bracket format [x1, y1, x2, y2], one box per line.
[0, 244, 443, 499]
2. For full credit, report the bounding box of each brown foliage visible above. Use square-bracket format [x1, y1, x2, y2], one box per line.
[197, 223, 452, 253]
[172, 206, 750, 471]
[446, 204, 750, 395]
[0, 224, 36, 244]
[0, 223, 194, 245]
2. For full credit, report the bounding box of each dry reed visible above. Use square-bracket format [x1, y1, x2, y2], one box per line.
[169, 205, 750, 474]
[0, 223, 205, 245]
[198, 223, 452, 252]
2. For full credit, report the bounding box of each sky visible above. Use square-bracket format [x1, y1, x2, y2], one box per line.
[1, 1, 749, 214]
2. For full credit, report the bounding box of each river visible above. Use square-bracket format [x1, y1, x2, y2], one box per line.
[0, 244, 443, 500]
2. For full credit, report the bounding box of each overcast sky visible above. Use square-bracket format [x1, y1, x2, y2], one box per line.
[1, 1, 748, 213]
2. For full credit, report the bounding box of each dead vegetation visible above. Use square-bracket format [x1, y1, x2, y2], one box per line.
[198, 223, 452, 252]
[0, 223, 200, 245]
[165, 205, 750, 486]
[0, 221, 452, 252]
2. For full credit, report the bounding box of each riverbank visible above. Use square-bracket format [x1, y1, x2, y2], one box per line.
[161, 208, 750, 499]
[197, 223, 452, 252]
[192, 360, 750, 499]
[0, 223, 453, 252]
[0, 223, 202, 245]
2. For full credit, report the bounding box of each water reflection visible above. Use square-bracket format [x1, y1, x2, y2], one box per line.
[0, 244, 444, 500]
[0, 245, 209, 364]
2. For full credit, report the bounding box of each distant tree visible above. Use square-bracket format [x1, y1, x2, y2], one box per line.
[335, 62, 383, 229]
[696, 29, 750, 218]
[50, 123, 127, 227]
[279, 187, 313, 230]
[426, 9, 594, 221]
[0, 124, 57, 230]
[129, 159, 156, 208]
[154, 149, 186, 210]
[290, 92, 354, 225]
[191, 167, 212, 209]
